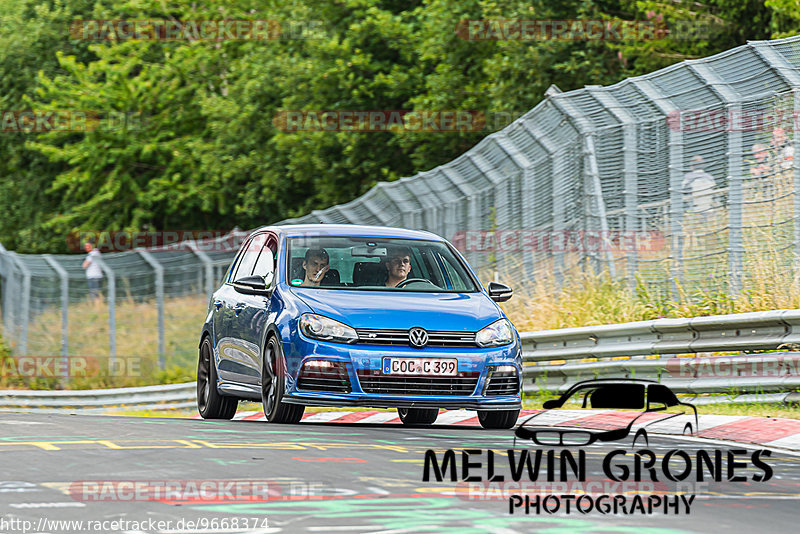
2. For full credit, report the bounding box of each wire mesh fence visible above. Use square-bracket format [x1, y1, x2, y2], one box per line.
[281, 36, 800, 296]
[0, 233, 248, 370]
[3, 36, 800, 363]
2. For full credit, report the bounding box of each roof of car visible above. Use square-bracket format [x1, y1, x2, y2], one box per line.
[253, 224, 446, 241]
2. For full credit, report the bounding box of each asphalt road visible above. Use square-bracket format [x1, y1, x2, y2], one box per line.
[1, 412, 799, 533]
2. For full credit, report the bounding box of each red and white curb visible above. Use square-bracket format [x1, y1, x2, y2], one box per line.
[192, 409, 800, 450]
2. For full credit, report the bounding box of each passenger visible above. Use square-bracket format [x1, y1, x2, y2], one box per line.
[385, 246, 412, 287]
[300, 248, 330, 287]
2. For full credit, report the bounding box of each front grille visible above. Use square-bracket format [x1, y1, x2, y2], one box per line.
[355, 328, 476, 347]
[531, 431, 592, 446]
[297, 361, 351, 393]
[356, 369, 480, 395]
[483, 367, 520, 396]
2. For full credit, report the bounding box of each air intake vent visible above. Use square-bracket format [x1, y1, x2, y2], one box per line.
[483, 366, 519, 396]
[355, 329, 476, 347]
[356, 369, 479, 395]
[297, 361, 351, 393]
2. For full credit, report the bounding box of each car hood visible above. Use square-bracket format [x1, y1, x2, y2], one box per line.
[289, 288, 503, 331]
[521, 409, 651, 432]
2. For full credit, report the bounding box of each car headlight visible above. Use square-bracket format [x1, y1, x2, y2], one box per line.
[299, 313, 358, 344]
[475, 319, 515, 347]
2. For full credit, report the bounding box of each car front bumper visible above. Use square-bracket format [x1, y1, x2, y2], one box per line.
[282, 335, 522, 411]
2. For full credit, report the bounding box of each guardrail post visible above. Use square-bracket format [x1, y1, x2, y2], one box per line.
[631, 79, 684, 298]
[7, 252, 31, 355]
[552, 154, 567, 287]
[42, 255, 69, 381]
[93, 255, 116, 364]
[588, 87, 639, 285]
[137, 250, 165, 369]
[727, 105, 744, 294]
[794, 90, 800, 270]
[584, 134, 616, 278]
[521, 166, 536, 283]
[187, 240, 214, 298]
[0, 243, 12, 345]
[521, 119, 559, 284]
[688, 63, 744, 295]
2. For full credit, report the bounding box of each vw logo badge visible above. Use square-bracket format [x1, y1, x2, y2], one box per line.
[408, 327, 428, 348]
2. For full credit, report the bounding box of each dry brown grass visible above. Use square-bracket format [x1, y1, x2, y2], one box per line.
[1, 294, 206, 389]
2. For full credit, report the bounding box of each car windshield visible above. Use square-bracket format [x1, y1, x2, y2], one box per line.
[285, 236, 478, 292]
[559, 383, 646, 410]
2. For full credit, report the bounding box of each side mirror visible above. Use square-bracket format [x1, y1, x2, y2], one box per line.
[232, 275, 272, 296]
[542, 399, 561, 409]
[487, 281, 513, 302]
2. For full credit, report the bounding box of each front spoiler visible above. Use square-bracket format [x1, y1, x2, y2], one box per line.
[282, 393, 521, 411]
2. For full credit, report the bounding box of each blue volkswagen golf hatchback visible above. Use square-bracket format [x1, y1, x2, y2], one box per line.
[197, 224, 522, 428]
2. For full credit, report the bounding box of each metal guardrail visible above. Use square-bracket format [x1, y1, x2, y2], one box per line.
[3, 309, 800, 410]
[0, 382, 196, 412]
[522, 309, 800, 398]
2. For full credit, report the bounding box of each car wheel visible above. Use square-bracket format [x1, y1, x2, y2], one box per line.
[397, 407, 439, 425]
[478, 409, 520, 429]
[197, 336, 238, 419]
[633, 428, 649, 448]
[262, 336, 305, 424]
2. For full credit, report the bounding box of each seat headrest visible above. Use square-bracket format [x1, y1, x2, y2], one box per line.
[290, 256, 340, 286]
[352, 261, 386, 286]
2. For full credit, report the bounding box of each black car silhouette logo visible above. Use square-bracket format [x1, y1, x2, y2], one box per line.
[515, 379, 698, 447]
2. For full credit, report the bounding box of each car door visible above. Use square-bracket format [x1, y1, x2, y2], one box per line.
[227, 233, 277, 386]
[216, 233, 267, 383]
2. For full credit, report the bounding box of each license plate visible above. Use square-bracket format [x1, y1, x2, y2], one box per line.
[382, 357, 458, 376]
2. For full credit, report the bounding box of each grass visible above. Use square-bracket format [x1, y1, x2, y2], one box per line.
[3, 240, 800, 419]
[1, 295, 205, 389]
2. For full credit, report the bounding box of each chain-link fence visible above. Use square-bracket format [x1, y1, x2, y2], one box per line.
[282, 35, 800, 297]
[0, 233, 247, 366]
[4, 36, 800, 360]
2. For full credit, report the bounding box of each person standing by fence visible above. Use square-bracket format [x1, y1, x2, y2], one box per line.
[82, 241, 104, 307]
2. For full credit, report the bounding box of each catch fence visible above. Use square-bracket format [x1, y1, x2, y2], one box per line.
[5, 37, 800, 361]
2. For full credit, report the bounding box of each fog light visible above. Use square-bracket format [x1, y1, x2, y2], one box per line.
[303, 360, 335, 369]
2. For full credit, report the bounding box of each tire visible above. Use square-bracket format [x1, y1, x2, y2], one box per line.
[397, 407, 439, 425]
[197, 336, 238, 419]
[478, 409, 520, 429]
[262, 336, 305, 424]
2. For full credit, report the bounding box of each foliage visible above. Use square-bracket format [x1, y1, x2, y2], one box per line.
[0, 0, 797, 251]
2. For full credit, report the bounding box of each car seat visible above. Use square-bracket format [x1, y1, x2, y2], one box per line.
[352, 261, 386, 286]
[289, 257, 340, 285]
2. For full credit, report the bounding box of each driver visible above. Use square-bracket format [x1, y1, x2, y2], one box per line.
[301, 248, 330, 287]
[385, 246, 412, 287]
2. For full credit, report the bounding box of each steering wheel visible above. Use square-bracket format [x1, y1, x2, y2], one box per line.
[396, 278, 434, 288]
